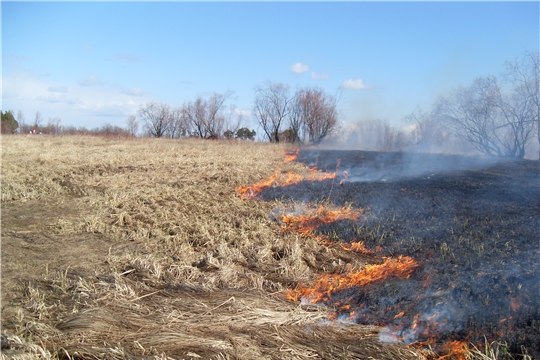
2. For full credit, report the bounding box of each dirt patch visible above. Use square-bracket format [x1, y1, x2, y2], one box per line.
[1, 197, 131, 306]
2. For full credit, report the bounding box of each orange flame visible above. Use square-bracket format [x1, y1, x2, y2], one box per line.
[236, 170, 281, 199]
[340, 241, 374, 255]
[236, 169, 337, 199]
[437, 340, 468, 360]
[282, 206, 365, 237]
[510, 297, 521, 312]
[285, 148, 300, 162]
[286, 256, 418, 303]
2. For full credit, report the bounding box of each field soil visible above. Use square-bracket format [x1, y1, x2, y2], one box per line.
[2, 136, 430, 360]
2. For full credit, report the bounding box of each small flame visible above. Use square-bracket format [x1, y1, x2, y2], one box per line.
[282, 206, 365, 237]
[437, 340, 469, 360]
[394, 311, 405, 319]
[510, 297, 521, 312]
[285, 148, 300, 162]
[236, 170, 281, 199]
[236, 169, 337, 199]
[341, 241, 374, 255]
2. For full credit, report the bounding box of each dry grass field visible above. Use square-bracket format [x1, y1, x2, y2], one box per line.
[1, 135, 537, 359]
[1, 135, 425, 359]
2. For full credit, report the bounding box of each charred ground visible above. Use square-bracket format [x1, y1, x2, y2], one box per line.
[262, 149, 540, 358]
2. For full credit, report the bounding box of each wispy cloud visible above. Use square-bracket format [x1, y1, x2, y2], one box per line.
[78, 75, 102, 86]
[311, 72, 329, 80]
[83, 44, 91, 51]
[340, 78, 371, 90]
[230, 107, 251, 117]
[291, 62, 309, 74]
[115, 54, 141, 63]
[48, 85, 68, 93]
[3, 71, 151, 127]
[120, 87, 144, 96]
[36, 94, 80, 105]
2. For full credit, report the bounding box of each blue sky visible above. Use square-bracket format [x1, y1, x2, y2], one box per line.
[2, 1, 539, 132]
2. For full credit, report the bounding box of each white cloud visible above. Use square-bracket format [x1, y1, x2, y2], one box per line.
[311, 72, 329, 80]
[230, 108, 251, 117]
[120, 87, 144, 96]
[48, 85, 68, 93]
[83, 44, 90, 51]
[78, 75, 102, 86]
[340, 78, 371, 90]
[3, 71, 152, 128]
[291, 62, 309, 74]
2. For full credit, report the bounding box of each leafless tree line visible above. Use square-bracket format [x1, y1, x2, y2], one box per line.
[344, 52, 539, 159]
[135, 91, 248, 139]
[253, 81, 339, 145]
[430, 51, 539, 159]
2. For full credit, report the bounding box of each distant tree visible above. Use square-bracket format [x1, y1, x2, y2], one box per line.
[183, 91, 235, 139]
[223, 129, 234, 139]
[235, 127, 256, 140]
[253, 81, 291, 143]
[1, 110, 19, 134]
[405, 106, 449, 152]
[34, 111, 43, 129]
[278, 128, 296, 143]
[167, 107, 189, 139]
[126, 115, 139, 137]
[435, 75, 536, 159]
[137, 102, 171, 138]
[295, 87, 339, 145]
[503, 51, 540, 159]
[16, 110, 25, 131]
[288, 91, 304, 143]
[96, 124, 131, 136]
[45, 117, 62, 135]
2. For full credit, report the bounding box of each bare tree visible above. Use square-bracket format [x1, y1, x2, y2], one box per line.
[16, 110, 25, 128]
[46, 117, 62, 135]
[137, 102, 171, 138]
[405, 106, 451, 152]
[126, 115, 139, 137]
[288, 90, 305, 143]
[168, 106, 190, 139]
[183, 91, 234, 138]
[34, 111, 43, 129]
[436, 75, 536, 159]
[226, 105, 246, 136]
[504, 51, 540, 159]
[296, 87, 339, 145]
[253, 81, 291, 143]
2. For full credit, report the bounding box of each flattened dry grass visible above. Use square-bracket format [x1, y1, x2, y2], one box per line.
[2, 135, 424, 359]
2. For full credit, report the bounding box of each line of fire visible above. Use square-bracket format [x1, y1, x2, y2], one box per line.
[236, 148, 539, 360]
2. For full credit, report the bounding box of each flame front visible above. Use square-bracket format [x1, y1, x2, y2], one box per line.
[281, 206, 364, 237]
[236, 169, 337, 199]
[286, 256, 419, 303]
[236, 148, 475, 359]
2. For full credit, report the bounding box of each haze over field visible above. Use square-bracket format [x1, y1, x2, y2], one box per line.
[2, 1, 538, 132]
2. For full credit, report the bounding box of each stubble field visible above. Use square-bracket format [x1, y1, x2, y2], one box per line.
[1, 135, 538, 359]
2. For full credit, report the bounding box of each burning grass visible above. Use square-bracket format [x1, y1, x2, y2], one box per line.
[261, 149, 539, 359]
[2, 135, 428, 359]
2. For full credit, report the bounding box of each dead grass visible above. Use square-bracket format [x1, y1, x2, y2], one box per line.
[1, 135, 426, 359]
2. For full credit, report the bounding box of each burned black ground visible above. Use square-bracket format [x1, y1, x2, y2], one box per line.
[262, 149, 540, 358]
